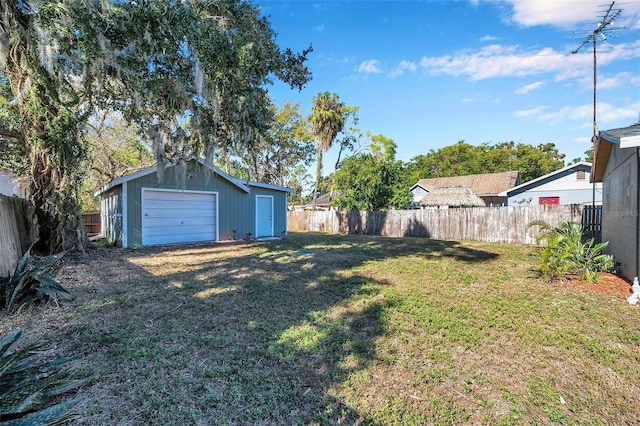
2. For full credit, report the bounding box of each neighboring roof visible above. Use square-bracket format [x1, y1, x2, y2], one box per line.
[498, 161, 593, 197]
[412, 170, 519, 196]
[304, 192, 335, 207]
[593, 123, 640, 182]
[420, 186, 487, 207]
[94, 158, 292, 196]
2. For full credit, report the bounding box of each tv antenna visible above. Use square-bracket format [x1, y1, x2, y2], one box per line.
[572, 1, 623, 139]
[571, 1, 623, 239]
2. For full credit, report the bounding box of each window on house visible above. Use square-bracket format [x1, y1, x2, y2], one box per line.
[576, 170, 586, 180]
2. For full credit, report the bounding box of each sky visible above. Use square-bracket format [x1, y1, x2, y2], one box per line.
[254, 0, 640, 175]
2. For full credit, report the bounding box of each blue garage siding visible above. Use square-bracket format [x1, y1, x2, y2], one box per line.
[252, 187, 288, 237]
[100, 186, 123, 245]
[97, 160, 292, 247]
[124, 162, 250, 247]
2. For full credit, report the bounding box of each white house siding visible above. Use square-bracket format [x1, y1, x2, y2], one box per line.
[411, 186, 428, 205]
[509, 188, 601, 205]
[601, 145, 639, 280]
[507, 167, 602, 205]
[0, 171, 25, 197]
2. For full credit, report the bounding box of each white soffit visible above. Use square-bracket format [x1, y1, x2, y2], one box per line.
[620, 135, 640, 148]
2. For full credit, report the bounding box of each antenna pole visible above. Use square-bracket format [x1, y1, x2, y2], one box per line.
[572, 0, 623, 241]
[592, 33, 597, 239]
[593, 34, 597, 142]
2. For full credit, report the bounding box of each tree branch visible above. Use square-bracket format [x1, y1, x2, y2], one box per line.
[0, 128, 21, 139]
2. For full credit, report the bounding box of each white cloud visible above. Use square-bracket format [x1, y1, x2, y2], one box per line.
[419, 44, 565, 80]
[388, 60, 417, 78]
[597, 101, 640, 125]
[515, 81, 543, 95]
[515, 101, 640, 127]
[357, 59, 382, 74]
[504, 0, 640, 29]
[418, 40, 640, 82]
[595, 72, 636, 90]
[506, 0, 596, 28]
[480, 35, 499, 42]
[514, 105, 548, 118]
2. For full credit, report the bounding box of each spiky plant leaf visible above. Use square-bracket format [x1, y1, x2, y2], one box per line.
[1, 247, 72, 313]
[11, 246, 34, 280]
[45, 380, 88, 397]
[0, 331, 84, 425]
[0, 330, 21, 357]
[1, 399, 81, 425]
[527, 220, 615, 282]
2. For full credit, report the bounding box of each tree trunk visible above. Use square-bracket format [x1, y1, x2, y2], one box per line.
[313, 148, 323, 210]
[1, 1, 86, 254]
[30, 147, 86, 254]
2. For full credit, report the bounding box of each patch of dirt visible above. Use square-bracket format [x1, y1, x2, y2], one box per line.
[556, 272, 632, 298]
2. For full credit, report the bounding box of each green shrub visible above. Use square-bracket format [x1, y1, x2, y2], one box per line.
[0, 245, 72, 313]
[528, 221, 614, 283]
[0, 329, 86, 425]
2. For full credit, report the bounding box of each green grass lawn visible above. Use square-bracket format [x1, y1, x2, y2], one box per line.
[2, 232, 639, 425]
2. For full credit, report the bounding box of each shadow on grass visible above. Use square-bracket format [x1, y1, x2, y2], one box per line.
[60, 232, 499, 424]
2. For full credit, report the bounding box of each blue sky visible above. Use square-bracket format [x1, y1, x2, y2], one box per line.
[255, 0, 640, 175]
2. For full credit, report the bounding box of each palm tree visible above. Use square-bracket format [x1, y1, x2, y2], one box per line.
[309, 92, 346, 209]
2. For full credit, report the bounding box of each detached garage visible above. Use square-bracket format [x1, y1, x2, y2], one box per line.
[94, 159, 291, 247]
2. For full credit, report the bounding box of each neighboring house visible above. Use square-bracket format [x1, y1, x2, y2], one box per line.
[410, 170, 519, 207]
[0, 170, 27, 198]
[592, 123, 640, 280]
[94, 159, 292, 247]
[303, 192, 335, 210]
[419, 186, 486, 208]
[499, 162, 601, 205]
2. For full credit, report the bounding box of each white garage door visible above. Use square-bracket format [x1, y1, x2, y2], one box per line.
[142, 189, 217, 246]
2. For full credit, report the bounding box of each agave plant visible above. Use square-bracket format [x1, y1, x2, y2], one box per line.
[0, 245, 72, 313]
[527, 220, 614, 283]
[0, 330, 86, 425]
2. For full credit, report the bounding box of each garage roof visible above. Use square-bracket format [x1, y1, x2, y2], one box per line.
[94, 159, 292, 196]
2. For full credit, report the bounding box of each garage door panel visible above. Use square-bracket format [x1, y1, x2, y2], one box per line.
[144, 191, 212, 201]
[144, 199, 215, 210]
[144, 209, 216, 220]
[143, 216, 215, 228]
[142, 189, 217, 246]
[143, 225, 216, 238]
[143, 232, 216, 246]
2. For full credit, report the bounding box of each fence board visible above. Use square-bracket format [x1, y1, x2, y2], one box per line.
[0, 194, 37, 277]
[288, 205, 592, 244]
[81, 211, 101, 237]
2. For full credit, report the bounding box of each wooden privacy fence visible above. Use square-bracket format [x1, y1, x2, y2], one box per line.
[0, 194, 37, 277]
[287, 204, 593, 245]
[81, 211, 101, 237]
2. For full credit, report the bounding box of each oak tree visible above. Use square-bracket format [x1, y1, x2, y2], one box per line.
[0, 0, 311, 253]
